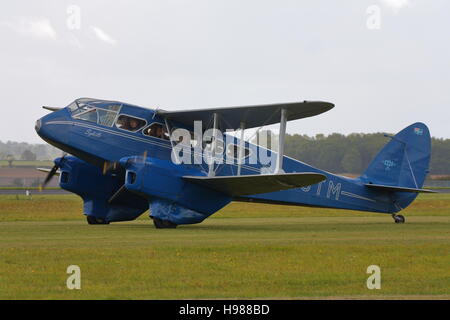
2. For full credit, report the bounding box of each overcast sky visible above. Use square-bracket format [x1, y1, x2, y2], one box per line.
[0, 0, 449, 143]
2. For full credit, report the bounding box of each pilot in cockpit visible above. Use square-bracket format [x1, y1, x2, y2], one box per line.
[116, 117, 127, 130]
[154, 126, 165, 139]
[128, 118, 139, 131]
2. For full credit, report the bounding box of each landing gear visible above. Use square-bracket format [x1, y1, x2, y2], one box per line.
[392, 214, 405, 224]
[86, 216, 110, 225]
[151, 217, 177, 229]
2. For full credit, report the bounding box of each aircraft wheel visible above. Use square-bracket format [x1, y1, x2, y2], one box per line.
[86, 216, 110, 225]
[151, 217, 177, 229]
[392, 214, 405, 224]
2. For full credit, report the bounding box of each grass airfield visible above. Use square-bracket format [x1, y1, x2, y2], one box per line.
[0, 194, 449, 299]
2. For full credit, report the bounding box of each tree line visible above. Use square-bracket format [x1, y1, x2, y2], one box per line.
[254, 131, 450, 175]
[0, 140, 62, 163]
[283, 132, 450, 175]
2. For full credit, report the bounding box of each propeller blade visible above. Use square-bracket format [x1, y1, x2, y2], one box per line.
[108, 185, 126, 204]
[39, 153, 67, 191]
[37, 168, 61, 176]
[40, 165, 58, 190]
[103, 151, 147, 175]
[103, 162, 109, 175]
[103, 161, 119, 175]
[141, 150, 148, 164]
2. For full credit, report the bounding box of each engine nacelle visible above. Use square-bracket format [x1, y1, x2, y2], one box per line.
[57, 156, 148, 223]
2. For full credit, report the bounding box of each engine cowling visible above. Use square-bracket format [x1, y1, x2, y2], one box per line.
[57, 156, 148, 223]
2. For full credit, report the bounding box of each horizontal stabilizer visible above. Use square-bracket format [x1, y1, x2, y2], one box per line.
[365, 183, 437, 194]
[183, 173, 327, 197]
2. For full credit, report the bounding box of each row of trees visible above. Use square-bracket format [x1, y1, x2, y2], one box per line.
[0, 140, 61, 163]
[257, 131, 450, 175]
[283, 133, 387, 174]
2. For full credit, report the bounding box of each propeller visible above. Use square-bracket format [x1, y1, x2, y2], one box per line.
[139, 150, 148, 165]
[102, 160, 119, 175]
[39, 153, 67, 191]
[103, 150, 147, 175]
[107, 150, 148, 204]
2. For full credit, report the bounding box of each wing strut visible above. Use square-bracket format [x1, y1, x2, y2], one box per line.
[275, 108, 287, 174]
[165, 118, 179, 164]
[237, 121, 246, 176]
[208, 112, 219, 177]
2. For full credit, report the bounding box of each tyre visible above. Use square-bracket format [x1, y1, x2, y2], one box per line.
[393, 214, 405, 224]
[86, 216, 109, 225]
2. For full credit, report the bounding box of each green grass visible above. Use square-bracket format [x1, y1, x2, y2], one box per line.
[0, 194, 449, 299]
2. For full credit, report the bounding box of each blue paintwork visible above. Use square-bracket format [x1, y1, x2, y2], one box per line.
[55, 156, 148, 222]
[36, 98, 432, 225]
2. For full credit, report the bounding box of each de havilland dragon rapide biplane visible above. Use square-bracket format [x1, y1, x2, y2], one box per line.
[36, 98, 434, 228]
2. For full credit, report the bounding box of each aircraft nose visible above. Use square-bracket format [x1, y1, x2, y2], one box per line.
[35, 114, 53, 140]
[35, 110, 70, 148]
[35, 119, 42, 133]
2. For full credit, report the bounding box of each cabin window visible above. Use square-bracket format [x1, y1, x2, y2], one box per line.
[226, 143, 251, 159]
[73, 109, 98, 123]
[72, 105, 93, 118]
[67, 101, 78, 112]
[116, 115, 146, 132]
[203, 137, 224, 155]
[72, 104, 121, 127]
[143, 123, 170, 140]
[98, 107, 120, 127]
[169, 127, 201, 147]
[105, 105, 121, 112]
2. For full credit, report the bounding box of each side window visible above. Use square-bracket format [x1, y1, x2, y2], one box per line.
[116, 115, 146, 132]
[67, 101, 78, 112]
[97, 105, 121, 127]
[72, 104, 121, 127]
[98, 109, 118, 127]
[188, 131, 200, 147]
[143, 123, 170, 140]
[73, 109, 98, 123]
[106, 105, 121, 112]
[203, 134, 224, 154]
[226, 144, 251, 159]
[72, 105, 93, 117]
[170, 127, 200, 147]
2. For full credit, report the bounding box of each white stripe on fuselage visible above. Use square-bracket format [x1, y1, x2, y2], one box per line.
[340, 191, 376, 203]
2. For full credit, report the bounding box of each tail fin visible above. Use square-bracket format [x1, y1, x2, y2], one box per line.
[360, 122, 432, 209]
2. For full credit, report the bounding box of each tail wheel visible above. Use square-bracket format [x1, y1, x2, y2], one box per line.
[392, 214, 405, 224]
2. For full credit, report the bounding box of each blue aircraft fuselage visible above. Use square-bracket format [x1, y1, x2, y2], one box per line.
[36, 99, 428, 225]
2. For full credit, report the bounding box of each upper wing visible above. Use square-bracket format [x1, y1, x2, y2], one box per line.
[157, 101, 334, 130]
[183, 173, 327, 197]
